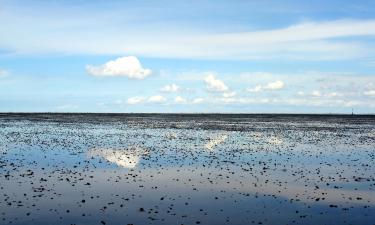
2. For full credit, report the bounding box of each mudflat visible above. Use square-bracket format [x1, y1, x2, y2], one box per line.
[0, 114, 374, 225]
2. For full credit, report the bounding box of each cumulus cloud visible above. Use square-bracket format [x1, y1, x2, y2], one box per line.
[127, 96, 146, 105]
[247, 81, 285, 92]
[148, 95, 167, 103]
[204, 74, 229, 92]
[86, 56, 152, 79]
[174, 96, 187, 104]
[264, 81, 285, 90]
[160, 84, 181, 92]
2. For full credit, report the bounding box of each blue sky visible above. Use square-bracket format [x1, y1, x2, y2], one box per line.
[1, 0, 375, 113]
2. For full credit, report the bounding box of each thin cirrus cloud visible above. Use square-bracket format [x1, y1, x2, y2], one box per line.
[86, 56, 152, 79]
[1, 1, 375, 61]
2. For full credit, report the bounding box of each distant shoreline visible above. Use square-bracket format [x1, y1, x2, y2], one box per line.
[0, 112, 374, 116]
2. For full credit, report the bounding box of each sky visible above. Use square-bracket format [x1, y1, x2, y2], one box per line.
[1, 0, 375, 113]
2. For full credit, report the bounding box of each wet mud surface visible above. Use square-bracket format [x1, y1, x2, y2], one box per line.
[0, 113, 374, 225]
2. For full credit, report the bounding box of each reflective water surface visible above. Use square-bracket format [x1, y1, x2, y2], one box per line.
[0, 114, 374, 225]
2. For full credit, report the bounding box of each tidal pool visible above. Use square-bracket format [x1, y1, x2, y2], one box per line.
[0, 114, 374, 225]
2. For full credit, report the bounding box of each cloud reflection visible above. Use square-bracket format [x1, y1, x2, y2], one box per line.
[205, 134, 228, 150]
[267, 136, 283, 145]
[88, 146, 148, 168]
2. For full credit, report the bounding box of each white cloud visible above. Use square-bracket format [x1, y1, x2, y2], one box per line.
[222, 91, 236, 98]
[86, 56, 152, 79]
[247, 85, 263, 93]
[204, 74, 229, 92]
[327, 92, 341, 97]
[127, 95, 167, 104]
[88, 146, 148, 169]
[311, 90, 321, 97]
[192, 98, 205, 104]
[264, 80, 285, 90]
[1, 4, 375, 61]
[310, 90, 342, 98]
[161, 84, 181, 92]
[123, 71, 375, 111]
[247, 81, 285, 92]
[148, 95, 167, 103]
[364, 90, 375, 96]
[174, 96, 187, 104]
[205, 134, 228, 151]
[127, 96, 146, 105]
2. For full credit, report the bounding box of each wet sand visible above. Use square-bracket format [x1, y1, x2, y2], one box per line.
[0, 113, 374, 225]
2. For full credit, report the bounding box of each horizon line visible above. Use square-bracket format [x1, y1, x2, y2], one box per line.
[0, 112, 374, 116]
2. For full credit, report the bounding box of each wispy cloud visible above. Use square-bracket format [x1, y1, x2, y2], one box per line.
[1, 1, 375, 61]
[86, 56, 151, 79]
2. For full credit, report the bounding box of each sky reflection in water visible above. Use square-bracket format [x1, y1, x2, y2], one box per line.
[0, 114, 374, 225]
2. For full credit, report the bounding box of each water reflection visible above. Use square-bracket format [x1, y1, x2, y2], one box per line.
[0, 114, 374, 225]
[205, 133, 228, 150]
[267, 136, 283, 145]
[87, 146, 148, 169]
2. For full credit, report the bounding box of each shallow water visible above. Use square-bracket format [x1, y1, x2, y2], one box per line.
[0, 114, 374, 225]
